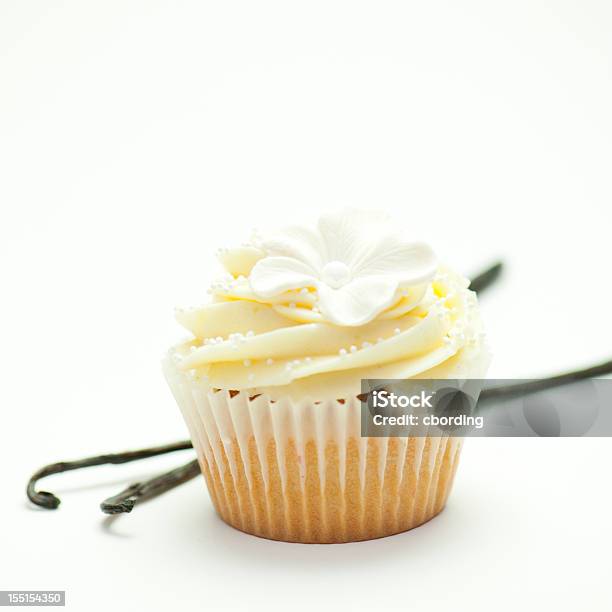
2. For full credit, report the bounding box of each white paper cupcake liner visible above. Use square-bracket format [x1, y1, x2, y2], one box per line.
[164, 358, 464, 543]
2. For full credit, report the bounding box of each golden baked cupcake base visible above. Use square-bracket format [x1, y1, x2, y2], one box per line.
[164, 364, 462, 544]
[202, 434, 461, 543]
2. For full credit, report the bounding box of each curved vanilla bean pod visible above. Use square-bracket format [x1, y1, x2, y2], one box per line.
[27, 440, 193, 510]
[469, 261, 503, 294]
[479, 358, 612, 403]
[100, 459, 201, 514]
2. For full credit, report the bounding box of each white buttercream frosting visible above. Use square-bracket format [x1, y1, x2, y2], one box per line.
[170, 210, 489, 399]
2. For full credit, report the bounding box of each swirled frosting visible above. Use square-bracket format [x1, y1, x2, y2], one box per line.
[170, 210, 489, 399]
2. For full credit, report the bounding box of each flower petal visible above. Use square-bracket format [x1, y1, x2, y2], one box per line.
[250, 256, 317, 298]
[316, 276, 399, 326]
[260, 225, 326, 272]
[354, 241, 437, 285]
[318, 209, 391, 267]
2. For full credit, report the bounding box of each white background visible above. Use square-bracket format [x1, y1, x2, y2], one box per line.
[1, 1, 611, 610]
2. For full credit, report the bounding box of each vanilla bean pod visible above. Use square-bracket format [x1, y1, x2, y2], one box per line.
[100, 459, 201, 514]
[479, 358, 612, 403]
[27, 440, 193, 510]
[469, 261, 503, 293]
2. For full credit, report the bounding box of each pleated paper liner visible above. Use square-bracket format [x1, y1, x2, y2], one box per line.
[164, 359, 464, 543]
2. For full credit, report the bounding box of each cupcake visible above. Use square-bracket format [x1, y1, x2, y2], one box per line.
[163, 210, 489, 543]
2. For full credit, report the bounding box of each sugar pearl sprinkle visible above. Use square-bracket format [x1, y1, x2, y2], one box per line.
[337, 337, 390, 357]
[436, 309, 448, 322]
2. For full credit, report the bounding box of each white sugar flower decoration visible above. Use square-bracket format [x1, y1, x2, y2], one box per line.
[249, 210, 437, 326]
